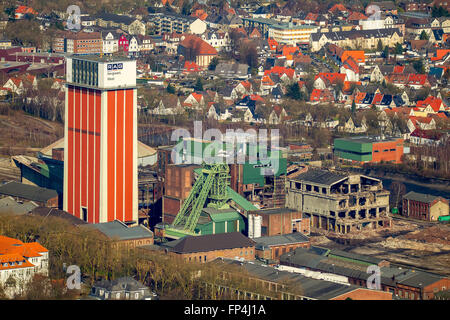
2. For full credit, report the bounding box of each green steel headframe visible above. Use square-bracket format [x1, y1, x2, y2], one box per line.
[171, 162, 230, 233]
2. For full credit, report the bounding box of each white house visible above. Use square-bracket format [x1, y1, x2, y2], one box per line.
[0, 236, 49, 298]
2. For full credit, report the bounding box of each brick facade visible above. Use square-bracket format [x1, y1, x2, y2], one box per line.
[170, 245, 255, 263]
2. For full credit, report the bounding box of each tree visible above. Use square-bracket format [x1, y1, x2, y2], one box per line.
[413, 59, 425, 74]
[390, 181, 406, 210]
[377, 39, 383, 52]
[286, 82, 304, 100]
[4, 6, 15, 19]
[208, 57, 219, 71]
[419, 30, 429, 40]
[239, 41, 258, 68]
[394, 43, 403, 55]
[383, 46, 389, 59]
[194, 78, 203, 91]
[351, 100, 356, 114]
[167, 83, 176, 94]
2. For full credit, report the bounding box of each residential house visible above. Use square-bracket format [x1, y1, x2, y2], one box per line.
[95, 13, 146, 35]
[90, 277, 157, 300]
[184, 92, 205, 109]
[338, 117, 368, 133]
[214, 63, 249, 79]
[310, 28, 403, 52]
[151, 95, 184, 115]
[0, 235, 49, 298]
[410, 129, 446, 146]
[268, 105, 288, 125]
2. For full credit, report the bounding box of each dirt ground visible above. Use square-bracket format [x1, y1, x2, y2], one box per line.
[0, 111, 63, 153]
[310, 221, 450, 276]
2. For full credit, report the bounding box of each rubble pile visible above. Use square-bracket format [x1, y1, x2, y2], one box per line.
[401, 226, 450, 246]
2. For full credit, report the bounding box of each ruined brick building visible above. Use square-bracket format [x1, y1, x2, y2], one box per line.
[286, 169, 391, 234]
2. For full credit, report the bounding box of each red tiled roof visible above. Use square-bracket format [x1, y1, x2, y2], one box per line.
[267, 38, 278, 51]
[409, 116, 434, 124]
[372, 93, 384, 105]
[305, 13, 318, 21]
[240, 80, 252, 91]
[264, 66, 295, 79]
[249, 28, 262, 38]
[343, 56, 359, 73]
[417, 96, 444, 112]
[354, 92, 366, 104]
[191, 92, 203, 103]
[315, 72, 346, 85]
[310, 89, 333, 102]
[407, 74, 428, 86]
[410, 128, 443, 140]
[262, 75, 275, 86]
[347, 11, 367, 21]
[431, 49, 450, 61]
[329, 4, 348, 13]
[393, 65, 405, 74]
[0, 235, 47, 271]
[15, 6, 37, 15]
[191, 9, 208, 20]
[179, 34, 218, 56]
[184, 61, 201, 72]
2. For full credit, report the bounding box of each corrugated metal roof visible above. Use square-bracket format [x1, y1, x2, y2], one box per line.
[403, 191, 443, 204]
[218, 259, 357, 300]
[0, 181, 58, 203]
[85, 220, 153, 240]
[164, 232, 255, 254]
[254, 233, 309, 249]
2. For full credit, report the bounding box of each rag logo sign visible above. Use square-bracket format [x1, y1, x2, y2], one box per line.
[107, 63, 123, 71]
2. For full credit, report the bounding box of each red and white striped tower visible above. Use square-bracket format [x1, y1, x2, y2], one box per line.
[63, 56, 138, 224]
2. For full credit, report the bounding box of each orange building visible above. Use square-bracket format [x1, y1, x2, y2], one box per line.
[371, 138, 404, 164]
[335, 136, 404, 164]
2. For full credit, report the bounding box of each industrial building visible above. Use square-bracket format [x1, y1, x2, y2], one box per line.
[254, 233, 310, 263]
[211, 258, 393, 300]
[334, 136, 404, 164]
[63, 56, 138, 225]
[402, 191, 449, 221]
[280, 246, 450, 300]
[158, 232, 256, 263]
[247, 207, 309, 237]
[155, 162, 257, 240]
[0, 181, 58, 208]
[158, 137, 288, 210]
[286, 169, 392, 234]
